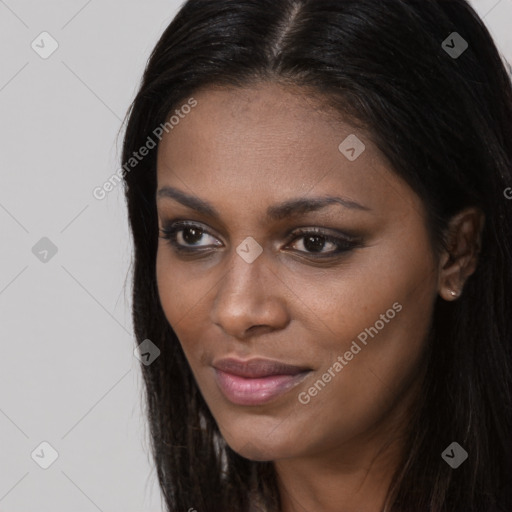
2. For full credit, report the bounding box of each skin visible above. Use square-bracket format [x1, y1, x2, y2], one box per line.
[155, 82, 484, 512]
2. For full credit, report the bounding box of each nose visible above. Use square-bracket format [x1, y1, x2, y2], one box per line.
[210, 245, 290, 340]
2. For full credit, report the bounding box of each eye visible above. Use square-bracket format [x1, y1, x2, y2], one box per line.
[159, 221, 221, 252]
[286, 228, 359, 257]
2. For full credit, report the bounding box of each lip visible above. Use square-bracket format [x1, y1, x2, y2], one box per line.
[212, 357, 312, 406]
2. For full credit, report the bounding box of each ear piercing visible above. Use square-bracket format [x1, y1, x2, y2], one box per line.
[449, 289, 459, 298]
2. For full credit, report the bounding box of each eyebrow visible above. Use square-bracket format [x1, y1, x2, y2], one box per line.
[156, 185, 371, 221]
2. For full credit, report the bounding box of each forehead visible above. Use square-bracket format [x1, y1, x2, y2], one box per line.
[155, 82, 420, 221]
[157, 82, 368, 164]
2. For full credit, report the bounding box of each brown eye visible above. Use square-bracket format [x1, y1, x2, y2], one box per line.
[180, 226, 205, 245]
[159, 221, 221, 251]
[287, 228, 359, 257]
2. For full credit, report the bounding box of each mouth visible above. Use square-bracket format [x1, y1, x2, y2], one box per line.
[212, 357, 312, 406]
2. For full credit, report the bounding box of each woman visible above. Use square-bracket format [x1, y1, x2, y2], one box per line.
[122, 1, 512, 510]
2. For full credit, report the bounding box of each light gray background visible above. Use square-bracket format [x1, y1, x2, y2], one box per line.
[0, 1, 511, 511]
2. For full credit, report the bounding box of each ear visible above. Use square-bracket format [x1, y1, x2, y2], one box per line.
[437, 207, 485, 301]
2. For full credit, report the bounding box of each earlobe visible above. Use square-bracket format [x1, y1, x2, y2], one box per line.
[437, 207, 485, 301]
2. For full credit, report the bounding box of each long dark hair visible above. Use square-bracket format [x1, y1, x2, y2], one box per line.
[121, 1, 512, 510]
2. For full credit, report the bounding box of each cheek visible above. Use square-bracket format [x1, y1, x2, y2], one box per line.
[290, 243, 437, 444]
[297, 299, 432, 455]
[155, 246, 216, 360]
[156, 248, 197, 343]
[156, 248, 180, 322]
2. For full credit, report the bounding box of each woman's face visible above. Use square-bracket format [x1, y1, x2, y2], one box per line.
[155, 82, 440, 462]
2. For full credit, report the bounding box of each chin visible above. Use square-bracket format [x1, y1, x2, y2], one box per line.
[218, 417, 300, 462]
[229, 439, 292, 462]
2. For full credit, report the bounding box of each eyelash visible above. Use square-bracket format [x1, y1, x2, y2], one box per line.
[158, 220, 360, 258]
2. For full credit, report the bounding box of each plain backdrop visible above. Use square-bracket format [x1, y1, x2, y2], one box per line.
[0, 1, 511, 511]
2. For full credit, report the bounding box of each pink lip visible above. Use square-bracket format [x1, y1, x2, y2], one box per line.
[212, 357, 311, 406]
